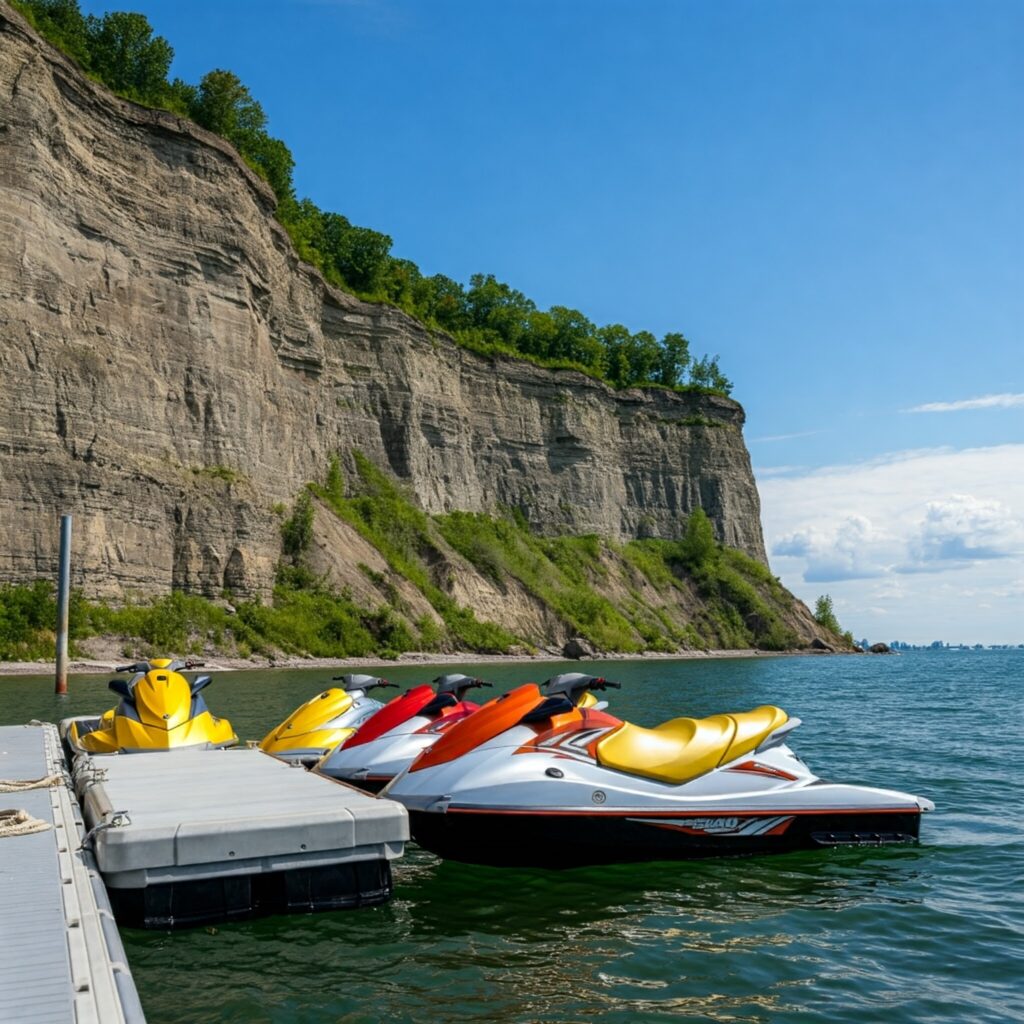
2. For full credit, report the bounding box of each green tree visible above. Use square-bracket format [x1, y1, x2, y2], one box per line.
[335, 224, 393, 293]
[597, 324, 633, 386]
[422, 275, 469, 332]
[679, 507, 717, 568]
[84, 11, 172, 104]
[380, 257, 422, 308]
[281, 490, 314, 562]
[164, 76, 197, 117]
[464, 274, 536, 351]
[547, 305, 602, 368]
[240, 132, 294, 203]
[656, 331, 690, 387]
[191, 69, 267, 141]
[813, 594, 842, 634]
[689, 354, 733, 395]
[15, 0, 90, 66]
[279, 197, 327, 265]
[623, 330, 661, 387]
[599, 326, 661, 388]
[189, 70, 294, 202]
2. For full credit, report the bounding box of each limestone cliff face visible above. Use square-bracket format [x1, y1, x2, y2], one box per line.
[0, 6, 767, 604]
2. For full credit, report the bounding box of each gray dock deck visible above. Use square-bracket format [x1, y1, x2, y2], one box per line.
[0, 724, 145, 1024]
[73, 746, 409, 928]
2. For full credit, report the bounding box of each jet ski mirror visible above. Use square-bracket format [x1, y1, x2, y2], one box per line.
[108, 678, 133, 699]
[332, 674, 397, 692]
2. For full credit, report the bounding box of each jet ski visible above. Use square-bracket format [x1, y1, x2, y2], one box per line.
[383, 683, 935, 866]
[259, 673, 397, 766]
[317, 672, 616, 792]
[61, 658, 238, 755]
[316, 673, 493, 792]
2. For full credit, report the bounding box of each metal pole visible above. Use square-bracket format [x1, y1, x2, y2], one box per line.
[55, 514, 72, 695]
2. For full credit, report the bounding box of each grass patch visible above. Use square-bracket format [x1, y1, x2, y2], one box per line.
[0, 579, 419, 662]
[312, 454, 516, 653]
[435, 511, 640, 652]
[192, 465, 244, 485]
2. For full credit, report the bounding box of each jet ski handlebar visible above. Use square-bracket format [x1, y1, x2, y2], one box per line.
[431, 674, 493, 701]
[541, 672, 621, 701]
[115, 662, 149, 674]
[115, 658, 206, 673]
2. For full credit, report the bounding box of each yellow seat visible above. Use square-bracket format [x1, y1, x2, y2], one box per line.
[596, 705, 789, 785]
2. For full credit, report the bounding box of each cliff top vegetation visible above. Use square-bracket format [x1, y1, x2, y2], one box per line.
[10, 0, 734, 396]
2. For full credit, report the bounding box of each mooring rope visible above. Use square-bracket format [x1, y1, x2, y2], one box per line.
[0, 807, 52, 837]
[0, 774, 62, 793]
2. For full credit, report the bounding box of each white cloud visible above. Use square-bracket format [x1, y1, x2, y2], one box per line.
[749, 430, 822, 443]
[757, 444, 1024, 644]
[906, 392, 1024, 413]
[902, 494, 1024, 568]
[773, 514, 891, 582]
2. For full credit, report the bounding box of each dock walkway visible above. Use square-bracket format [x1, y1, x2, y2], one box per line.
[0, 724, 145, 1024]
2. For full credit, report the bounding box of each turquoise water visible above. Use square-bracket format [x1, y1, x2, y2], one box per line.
[2, 650, 1021, 1023]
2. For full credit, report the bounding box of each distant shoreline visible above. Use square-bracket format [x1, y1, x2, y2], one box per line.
[0, 647, 851, 678]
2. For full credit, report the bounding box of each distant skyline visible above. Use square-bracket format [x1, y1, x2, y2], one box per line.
[79, 0, 1023, 642]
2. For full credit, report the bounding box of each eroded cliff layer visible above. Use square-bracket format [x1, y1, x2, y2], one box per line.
[0, 6, 766, 603]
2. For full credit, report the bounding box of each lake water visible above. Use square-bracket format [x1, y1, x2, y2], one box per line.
[2, 650, 1021, 1023]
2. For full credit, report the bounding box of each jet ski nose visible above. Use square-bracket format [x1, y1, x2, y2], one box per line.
[917, 796, 936, 813]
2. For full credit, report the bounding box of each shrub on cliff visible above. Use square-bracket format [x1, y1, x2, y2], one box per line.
[0, 580, 56, 659]
[626, 511, 799, 651]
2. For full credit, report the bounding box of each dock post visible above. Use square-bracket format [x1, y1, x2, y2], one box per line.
[55, 514, 72, 695]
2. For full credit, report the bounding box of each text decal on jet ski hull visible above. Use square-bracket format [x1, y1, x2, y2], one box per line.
[630, 815, 795, 836]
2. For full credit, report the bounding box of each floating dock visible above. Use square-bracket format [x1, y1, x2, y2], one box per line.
[71, 747, 409, 928]
[0, 724, 145, 1024]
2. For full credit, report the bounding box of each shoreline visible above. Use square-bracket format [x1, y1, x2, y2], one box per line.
[0, 646, 846, 678]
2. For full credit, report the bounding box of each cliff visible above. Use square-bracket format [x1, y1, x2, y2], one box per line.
[0, 6, 830, 653]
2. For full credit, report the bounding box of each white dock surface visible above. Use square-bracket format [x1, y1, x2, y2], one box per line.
[0, 724, 145, 1024]
[75, 747, 408, 889]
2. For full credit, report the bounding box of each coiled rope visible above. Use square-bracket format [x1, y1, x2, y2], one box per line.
[0, 807, 51, 837]
[0, 773, 61, 837]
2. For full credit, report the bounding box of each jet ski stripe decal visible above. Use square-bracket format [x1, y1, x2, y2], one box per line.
[725, 760, 799, 781]
[445, 806, 918, 817]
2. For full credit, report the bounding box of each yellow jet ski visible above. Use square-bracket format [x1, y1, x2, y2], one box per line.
[259, 674, 397, 766]
[62, 658, 238, 755]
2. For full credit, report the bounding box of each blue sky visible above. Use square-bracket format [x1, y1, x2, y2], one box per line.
[82, 0, 1024, 641]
